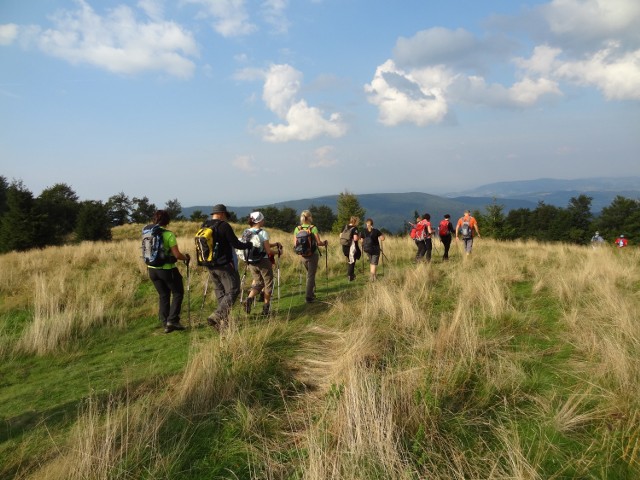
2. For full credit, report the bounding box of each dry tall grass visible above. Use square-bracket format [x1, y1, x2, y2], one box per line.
[3, 232, 639, 478]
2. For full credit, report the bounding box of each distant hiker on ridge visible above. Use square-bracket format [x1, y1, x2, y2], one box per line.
[615, 234, 628, 248]
[590, 231, 604, 248]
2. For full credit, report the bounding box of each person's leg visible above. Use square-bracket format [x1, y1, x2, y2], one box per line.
[464, 238, 473, 254]
[149, 268, 170, 327]
[415, 240, 426, 262]
[369, 254, 379, 280]
[442, 236, 451, 260]
[165, 267, 185, 328]
[347, 261, 356, 281]
[425, 238, 432, 262]
[261, 261, 274, 314]
[305, 254, 319, 301]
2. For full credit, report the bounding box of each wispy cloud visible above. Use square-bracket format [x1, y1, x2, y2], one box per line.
[232, 154, 258, 173]
[0, 23, 18, 45]
[309, 145, 338, 168]
[181, 0, 256, 37]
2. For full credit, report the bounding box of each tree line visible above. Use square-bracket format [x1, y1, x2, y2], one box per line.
[0, 177, 368, 254]
[1, 176, 636, 254]
[473, 194, 639, 245]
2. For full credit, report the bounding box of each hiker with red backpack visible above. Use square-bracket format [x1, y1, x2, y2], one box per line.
[456, 210, 481, 256]
[293, 210, 328, 303]
[410, 214, 433, 263]
[438, 214, 455, 261]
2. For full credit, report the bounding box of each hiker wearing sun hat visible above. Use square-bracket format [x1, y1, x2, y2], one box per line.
[239, 211, 282, 316]
[202, 204, 252, 331]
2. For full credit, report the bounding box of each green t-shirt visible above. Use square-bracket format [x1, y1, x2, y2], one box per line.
[148, 229, 178, 270]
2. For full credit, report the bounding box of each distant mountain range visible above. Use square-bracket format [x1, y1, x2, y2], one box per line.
[183, 176, 640, 234]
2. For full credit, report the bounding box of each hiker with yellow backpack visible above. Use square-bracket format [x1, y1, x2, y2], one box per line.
[195, 204, 251, 332]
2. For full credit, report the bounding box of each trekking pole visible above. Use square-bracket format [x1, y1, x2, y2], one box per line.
[381, 246, 385, 277]
[325, 243, 329, 293]
[239, 263, 248, 304]
[185, 258, 191, 328]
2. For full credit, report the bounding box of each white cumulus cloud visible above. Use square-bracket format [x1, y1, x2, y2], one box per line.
[260, 64, 347, 142]
[364, 60, 451, 126]
[31, 0, 198, 78]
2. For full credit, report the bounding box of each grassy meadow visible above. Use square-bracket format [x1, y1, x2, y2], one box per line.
[1, 221, 639, 479]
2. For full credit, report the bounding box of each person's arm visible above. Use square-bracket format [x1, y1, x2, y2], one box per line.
[314, 226, 328, 247]
[170, 245, 190, 263]
[455, 220, 460, 239]
[221, 222, 251, 250]
[473, 219, 481, 237]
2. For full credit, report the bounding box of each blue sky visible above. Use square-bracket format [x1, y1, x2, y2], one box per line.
[1, 0, 639, 208]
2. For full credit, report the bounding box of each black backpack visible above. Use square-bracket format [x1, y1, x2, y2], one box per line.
[142, 224, 175, 266]
[294, 225, 316, 257]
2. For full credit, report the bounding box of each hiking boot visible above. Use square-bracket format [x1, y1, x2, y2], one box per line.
[258, 291, 265, 303]
[243, 297, 254, 314]
[165, 321, 185, 333]
[207, 315, 219, 328]
[305, 297, 315, 303]
[261, 303, 271, 316]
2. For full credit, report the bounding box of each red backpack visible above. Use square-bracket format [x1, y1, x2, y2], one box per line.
[438, 219, 450, 237]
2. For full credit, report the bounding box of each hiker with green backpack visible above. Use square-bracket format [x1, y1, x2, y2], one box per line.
[293, 210, 328, 303]
[142, 210, 191, 333]
[239, 211, 282, 316]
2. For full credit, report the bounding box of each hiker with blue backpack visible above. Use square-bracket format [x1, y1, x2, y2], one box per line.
[293, 210, 328, 303]
[239, 211, 282, 316]
[142, 210, 191, 333]
[456, 210, 480, 256]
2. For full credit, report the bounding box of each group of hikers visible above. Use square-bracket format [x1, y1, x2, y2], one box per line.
[409, 209, 481, 262]
[591, 231, 630, 248]
[142, 205, 480, 334]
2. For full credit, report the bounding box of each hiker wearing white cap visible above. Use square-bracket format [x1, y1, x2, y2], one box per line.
[240, 211, 282, 316]
[590, 231, 604, 248]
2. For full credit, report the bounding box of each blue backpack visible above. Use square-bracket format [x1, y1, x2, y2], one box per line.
[142, 224, 172, 266]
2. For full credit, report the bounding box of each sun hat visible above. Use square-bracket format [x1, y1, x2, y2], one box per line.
[249, 211, 264, 223]
[210, 204, 229, 215]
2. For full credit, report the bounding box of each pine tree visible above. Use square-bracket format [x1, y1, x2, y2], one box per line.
[76, 201, 112, 242]
[0, 180, 39, 252]
[332, 191, 366, 233]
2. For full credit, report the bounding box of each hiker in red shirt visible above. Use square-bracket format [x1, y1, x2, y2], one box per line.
[438, 214, 455, 260]
[615, 235, 628, 248]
